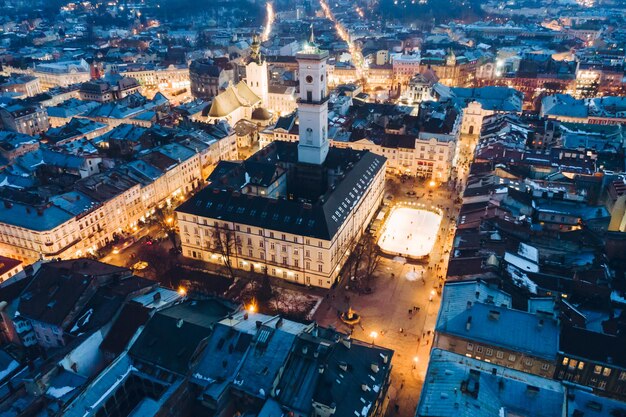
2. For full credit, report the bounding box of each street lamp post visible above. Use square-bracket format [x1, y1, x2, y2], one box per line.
[370, 331, 378, 346]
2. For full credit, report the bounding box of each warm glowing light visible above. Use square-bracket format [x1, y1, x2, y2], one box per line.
[112, 249, 119, 254]
[428, 180, 436, 188]
[178, 287, 187, 296]
[247, 303, 257, 313]
[166, 217, 173, 224]
[319, 0, 365, 78]
[413, 356, 419, 363]
[370, 331, 378, 339]
[261, 2, 274, 42]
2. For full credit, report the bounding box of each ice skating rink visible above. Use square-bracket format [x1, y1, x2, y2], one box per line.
[377, 207, 442, 258]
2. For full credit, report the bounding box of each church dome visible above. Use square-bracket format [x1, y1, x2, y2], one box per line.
[252, 107, 272, 121]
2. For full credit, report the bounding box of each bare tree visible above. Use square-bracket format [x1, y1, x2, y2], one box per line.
[154, 206, 177, 248]
[211, 223, 238, 280]
[256, 266, 273, 303]
[362, 233, 381, 283]
[136, 244, 171, 282]
[349, 239, 366, 284]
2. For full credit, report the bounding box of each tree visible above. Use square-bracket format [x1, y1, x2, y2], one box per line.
[362, 234, 381, 283]
[349, 240, 366, 284]
[136, 244, 171, 282]
[154, 206, 177, 249]
[256, 267, 273, 303]
[211, 223, 238, 280]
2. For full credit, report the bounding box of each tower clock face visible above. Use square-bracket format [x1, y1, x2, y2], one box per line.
[305, 75, 313, 83]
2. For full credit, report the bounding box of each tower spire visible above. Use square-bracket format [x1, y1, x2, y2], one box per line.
[309, 24, 315, 45]
[250, 32, 262, 64]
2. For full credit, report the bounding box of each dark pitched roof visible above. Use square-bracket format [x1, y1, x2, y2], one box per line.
[65, 276, 152, 337]
[274, 112, 297, 131]
[129, 299, 235, 375]
[381, 134, 416, 149]
[100, 302, 150, 356]
[177, 142, 386, 240]
[277, 330, 393, 416]
[236, 325, 298, 397]
[190, 60, 222, 77]
[18, 260, 129, 327]
[0, 256, 22, 277]
[559, 326, 626, 368]
[191, 323, 253, 389]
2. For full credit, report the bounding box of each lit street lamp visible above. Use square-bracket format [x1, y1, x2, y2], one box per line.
[370, 331, 378, 345]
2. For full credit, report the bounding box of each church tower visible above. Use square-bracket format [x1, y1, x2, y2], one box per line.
[246, 34, 269, 105]
[296, 28, 329, 165]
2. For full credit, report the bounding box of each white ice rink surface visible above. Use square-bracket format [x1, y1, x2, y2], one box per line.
[378, 207, 442, 258]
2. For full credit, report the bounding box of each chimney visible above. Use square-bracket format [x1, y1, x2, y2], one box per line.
[338, 361, 348, 372]
[361, 384, 371, 392]
[153, 292, 161, 303]
[243, 312, 249, 320]
[371, 363, 380, 373]
[466, 316, 473, 331]
[276, 317, 283, 328]
[302, 346, 308, 355]
[342, 336, 351, 349]
[255, 320, 262, 329]
[488, 311, 500, 321]
[318, 364, 325, 374]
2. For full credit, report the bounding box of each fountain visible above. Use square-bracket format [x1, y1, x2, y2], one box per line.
[340, 307, 361, 326]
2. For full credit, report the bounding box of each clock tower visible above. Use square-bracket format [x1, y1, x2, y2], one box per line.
[296, 32, 330, 166]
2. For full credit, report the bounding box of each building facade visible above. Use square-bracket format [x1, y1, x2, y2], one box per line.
[176, 44, 387, 288]
[0, 133, 238, 263]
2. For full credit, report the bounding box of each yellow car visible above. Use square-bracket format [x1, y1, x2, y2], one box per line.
[132, 261, 149, 271]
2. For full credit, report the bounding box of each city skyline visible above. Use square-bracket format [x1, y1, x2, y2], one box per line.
[0, 1, 624, 417]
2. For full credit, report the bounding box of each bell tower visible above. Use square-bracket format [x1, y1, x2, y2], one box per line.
[296, 28, 330, 165]
[246, 33, 269, 105]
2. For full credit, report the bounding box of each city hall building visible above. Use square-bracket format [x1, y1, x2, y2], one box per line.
[176, 44, 386, 288]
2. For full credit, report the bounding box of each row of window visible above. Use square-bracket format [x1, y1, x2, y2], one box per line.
[467, 342, 549, 370]
[562, 357, 623, 379]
